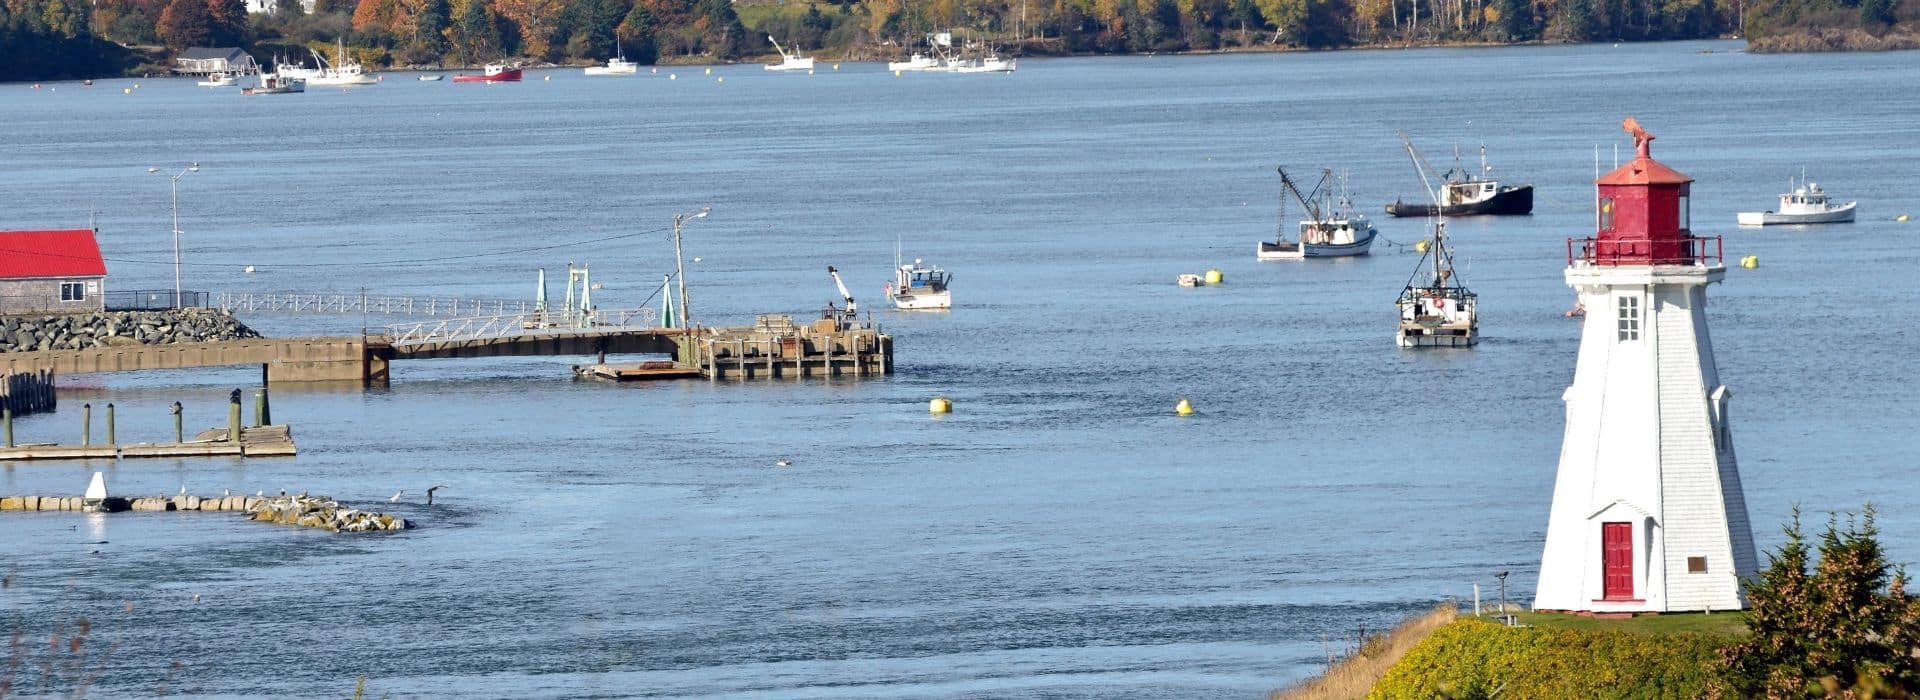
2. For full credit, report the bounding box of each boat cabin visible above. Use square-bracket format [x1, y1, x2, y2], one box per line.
[1442, 179, 1499, 206]
[897, 264, 948, 291]
[1299, 217, 1366, 245]
[1780, 184, 1829, 210]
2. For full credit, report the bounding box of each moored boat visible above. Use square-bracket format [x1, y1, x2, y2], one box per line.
[1258, 167, 1377, 260]
[887, 257, 952, 310]
[584, 53, 638, 76]
[453, 64, 523, 83]
[306, 39, 378, 86]
[765, 36, 815, 72]
[1385, 136, 1533, 217]
[1736, 174, 1856, 225]
[241, 72, 305, 95]
[418, 74, 444, 81]
[197, 72, 238, 87]
[1392, 136, 1477, 347]
[888, 53, 940, 71]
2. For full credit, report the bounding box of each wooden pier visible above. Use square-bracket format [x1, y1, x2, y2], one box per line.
[690, 315, 892, 381]
[0, 424, 296, 461]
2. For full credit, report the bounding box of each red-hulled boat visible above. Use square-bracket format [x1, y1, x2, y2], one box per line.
[453, 64, 523, 83]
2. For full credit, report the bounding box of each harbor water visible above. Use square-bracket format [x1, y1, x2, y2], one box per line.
[2, 40, 1918, 697]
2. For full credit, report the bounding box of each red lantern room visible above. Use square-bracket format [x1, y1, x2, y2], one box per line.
[1572, 118, 1720, 267]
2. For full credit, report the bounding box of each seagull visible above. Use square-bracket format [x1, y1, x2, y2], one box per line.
[256, 490, 264, 497]
[389, 490, 405, 503]
[223, 489, 231, 496]
[774, 459, 792, 468]
[279, 489, 287, 497]
[178, 485, 187, 496]
[426, 485, 446, 505]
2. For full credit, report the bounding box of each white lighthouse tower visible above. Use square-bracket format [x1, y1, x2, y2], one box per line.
[1534, 119, 1760, 614]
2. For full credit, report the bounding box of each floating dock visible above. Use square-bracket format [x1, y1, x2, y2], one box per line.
[574, 361, 702, 381]
[689, 315, 892, 380]
[0, 424, 296, 461]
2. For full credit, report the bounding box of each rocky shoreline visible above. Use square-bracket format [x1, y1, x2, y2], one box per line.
[0, 309, 260, 353]
[1747, 27, 1920, 52]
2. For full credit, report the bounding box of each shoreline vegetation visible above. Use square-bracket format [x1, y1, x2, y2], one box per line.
[1, 0, 1915, 83]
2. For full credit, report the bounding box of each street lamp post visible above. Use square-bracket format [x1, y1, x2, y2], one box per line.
[149, 163, 200, 308]
[671, 207, 710, 329]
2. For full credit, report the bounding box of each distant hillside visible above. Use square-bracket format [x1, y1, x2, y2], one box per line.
[0, 0, 137, 82]
[1743, 0, 1920, 51]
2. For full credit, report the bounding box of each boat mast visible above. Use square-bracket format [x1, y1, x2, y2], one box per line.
[1396, 129, 1443, 207]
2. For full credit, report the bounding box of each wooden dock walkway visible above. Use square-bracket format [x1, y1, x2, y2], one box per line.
[0, 424, 297, 461]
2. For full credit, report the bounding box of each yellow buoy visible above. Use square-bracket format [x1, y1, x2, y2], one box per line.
[1204, 269, 1223, 285]
[894, 69, 901, 77]
[1416, 239, 1431, 253]
[833, 64, 840, 70]
[1175, 399, 1194, 416]
[1898, 214, 1911, 222]
[1740, 255, 1759, 269]
[807, 69, 814, 75]
[929, 396, 953, 414]
[123, 87, 131, 94]
[704, 67, 712, 75]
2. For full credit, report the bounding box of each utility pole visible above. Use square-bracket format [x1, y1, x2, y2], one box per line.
[672, 207, 710, 329]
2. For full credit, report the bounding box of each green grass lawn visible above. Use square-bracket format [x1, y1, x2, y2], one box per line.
[1508, 610, 1750, 637]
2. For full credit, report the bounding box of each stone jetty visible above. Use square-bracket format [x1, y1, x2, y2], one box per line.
[246, 494, 409, 533]
[0, 492, 409, 533]
[0, 309, 260, 353]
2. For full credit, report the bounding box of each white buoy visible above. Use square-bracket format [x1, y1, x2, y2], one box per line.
[717, 76, 724, 83]
[243, 265, 255, 274]
[669, 74, 677, 80]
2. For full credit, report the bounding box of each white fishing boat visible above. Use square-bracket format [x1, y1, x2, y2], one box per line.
[1737, 174, 1856, 225]
[418, 74, 444, 81]
[197, 72, 238, 87]
[306, 39, 378, 86]
[274, 55, 322, 81]
[584, 52, 638, 76]
[241, 72, 305, 95]
[1393, 138, 1476, 347]
[887, 53, 940, 71]
[887, 256, 952, 310]
[954, 53, 1016, 73]
[764, 36, 815, 72]
[1258, 167, 1377, 260]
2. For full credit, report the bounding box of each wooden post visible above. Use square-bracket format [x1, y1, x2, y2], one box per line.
[253, 390, 266, 427]
[81, 403, 91, 446]
[227, 389, 241, 443]
[171, 402, 183, 443]
[260, 386, 271, 426]
[106, 403, 116, 446]
[3, 407, 12, 448]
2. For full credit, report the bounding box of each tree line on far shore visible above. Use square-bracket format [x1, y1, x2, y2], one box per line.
[1, 0, 1913, 82]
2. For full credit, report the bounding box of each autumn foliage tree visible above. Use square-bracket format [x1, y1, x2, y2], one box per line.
[1718, 505, 1920, 698]
[157, 0, 214, 47]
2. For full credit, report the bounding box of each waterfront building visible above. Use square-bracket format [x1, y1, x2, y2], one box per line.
[1533, 120, 1759, 614]
[0, 229, 107, 316]
[172, 48, 259, 75]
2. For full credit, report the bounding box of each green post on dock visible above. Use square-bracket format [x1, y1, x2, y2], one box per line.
[171, 402, 183, 443]
[253, 390, 266, 427]
[227, 390, 241, 443]
[81, 403, 91, 446]
[259, 386, 271, 427]
[3, 407, 12, 448]
[106, 403, 116, 446]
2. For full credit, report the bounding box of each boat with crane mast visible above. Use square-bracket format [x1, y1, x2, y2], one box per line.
[1393, 132, 1479, 347]
[765, 36, 816, 72]
[1385, 132, 1534, 217]
[1258, 166, 1378, 260]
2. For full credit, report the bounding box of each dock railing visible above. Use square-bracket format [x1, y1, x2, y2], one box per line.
[384, 308, 658, 347]
[213, 292, 539, 318]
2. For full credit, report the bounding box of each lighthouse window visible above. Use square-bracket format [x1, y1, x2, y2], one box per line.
[1616, 296, 1640, 341]
[1599, 197, 1616, 231]
[1679, 194, 1691, 229]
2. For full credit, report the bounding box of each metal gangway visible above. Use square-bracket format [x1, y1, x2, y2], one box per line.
[213, 292, 541, 318]
[383, 307, 660, 349]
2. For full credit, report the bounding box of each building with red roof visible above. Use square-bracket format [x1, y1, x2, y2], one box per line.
[0, 229, 108, 315]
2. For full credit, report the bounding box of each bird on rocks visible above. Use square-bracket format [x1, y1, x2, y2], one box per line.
[775, 459, 793, 468]
[178, 485, 187, 496]
[426, 485, 447, 505]
[255, 490, 264, 497]
[223, 489, 231, 497]
[389, 490, 404, 503]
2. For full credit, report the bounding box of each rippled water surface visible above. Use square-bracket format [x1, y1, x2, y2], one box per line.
[2, 41, 1918, 697]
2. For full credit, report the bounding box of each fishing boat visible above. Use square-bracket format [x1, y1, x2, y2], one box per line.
[1258, 167, 1377, 260]
[241, 72, 305, 95]
[453, 63, 523, 83]
[887, 255, 952, 310]
[418, 74, 444, 81]
[888, 52, 940, 71]
[954, 53, 1016, 73]
[274, 55, 322, 81]
[764, 36, 815, 72]
[584, 51, 638, 76]
[1737, 173, 1856, 225]
[1392, 137, 1477, 347]
[306, 39, 378, 86]
[196, 72, 238, 87]
[1385, 134, 1533, 217]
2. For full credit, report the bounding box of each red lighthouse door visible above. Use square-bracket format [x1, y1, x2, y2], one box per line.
[1602, 522, 1634, 600]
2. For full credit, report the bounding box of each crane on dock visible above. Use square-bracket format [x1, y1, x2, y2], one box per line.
[825, 266, 859, 327]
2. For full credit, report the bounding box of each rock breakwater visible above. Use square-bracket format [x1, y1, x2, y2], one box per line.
[0, 309, 261, 353]
[248, 494, 410, 532]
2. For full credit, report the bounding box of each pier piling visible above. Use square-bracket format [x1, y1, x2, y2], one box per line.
[227, 390, 241, 443]
[4, 407, 11, 448]
[106, 403, 115, 446]
[171, 401, 183, 443]
[81, 403, 91, 446]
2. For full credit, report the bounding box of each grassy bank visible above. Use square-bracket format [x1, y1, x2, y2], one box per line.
[1269, 605, 1458, 700]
